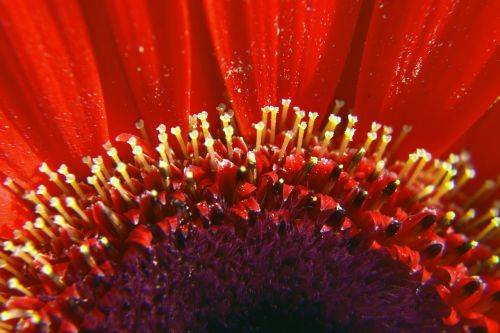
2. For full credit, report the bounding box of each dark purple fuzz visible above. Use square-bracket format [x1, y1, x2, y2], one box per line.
[77, 217, 449, 333]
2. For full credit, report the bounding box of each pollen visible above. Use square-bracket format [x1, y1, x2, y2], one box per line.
[1, 100, 499, 332]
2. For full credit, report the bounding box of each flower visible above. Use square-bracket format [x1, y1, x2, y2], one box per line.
[0, 0, 499, 332]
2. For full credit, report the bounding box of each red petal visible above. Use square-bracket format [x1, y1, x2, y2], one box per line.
[0, 0, 109, 180]
[204, 0, 362, 137]
[355, 0, 500, 158]
[91, 0, 192, 134]
[0, 187, 33, 238]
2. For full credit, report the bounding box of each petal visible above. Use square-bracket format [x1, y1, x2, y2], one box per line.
[0, 0, 109, 181]
[354, 0, 500, 158]
[204, 0, 363, 137]
[0, 187, 33, 238]
[91, 0, 193, 135]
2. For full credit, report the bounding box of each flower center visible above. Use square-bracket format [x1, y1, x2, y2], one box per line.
[1, 101, 498, 332]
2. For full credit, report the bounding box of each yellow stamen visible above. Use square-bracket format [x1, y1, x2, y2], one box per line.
[91, 164, 109, 189]
[339, 127, 355, 155]
[321, 131, 334, 155]
[280, 98, 291, 130]
[362, 131, 378, 153]
[476, 217, 500, 241]
[87, 175, 109, 200]
[269, 106, 279, 144]
[188, 115, 198, 132]
[321, 114, 342, 138]
[295, 121, 307, 155]
[64, 173, 86, 200]
[106, 146, 121, 165]
[205, 137, 216, 168]
[110, 176, 133, 202]
[3, 177, 21, 194]
[305, 112, 318, 145]
[135, 119, 150, 143]
[92, 156, 111, 178]
[223, 126, 234, 159]
[254, 121, 265, 151]
[373, 134, 392, 162]
[65, 197, 90, 222]
[80, 244, 97, 268]
[157, 124, 174, 163]
[36, 185, 51, 202]
[22, 222, 44, 243]
[116, 163, 137, 193]
[292, 108, 306, 134]
[133, 145, 151, 170]
[452, 167, 476, 195]
[189, 130, 200, 163]
[407, 150, 431, 185]
[200, 121, 211, 141]
[41, 263, 65, 288]
[34, 217, 56, 238]
[48, 171, 69, 194]
[220, 113, 231, 129]
[387, 124, 412, 160]
[49, 197, 74, 225]
[430, 181, 455, 202]
[8, 278, 33, 297]
[279, 131, 294, 160]
[247, 151, 257, 183]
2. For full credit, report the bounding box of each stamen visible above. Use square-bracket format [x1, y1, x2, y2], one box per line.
[40, 263, 65, 289]
[135, 119, 150, 143]
[407, 150, 431, 185]
[339, 127, 355, 156]
[305, 112, 318, 145]
[452, 167, 476, 195]
[65, 197, 90, 222]
[79, 244, 97, 268]
[292, 108, 306, 134]
[91, 164, 109, 189]
[476, 217, 500, 241]
[223, 126, 234, 159]
[92, 156, 111, 178]
[332, 99, 345, 115]
[116, 163, 137, 193]
[295, 121, 307, 155]
[278, 131, 294, 160]
[247, 151, 257, 184]
[132, 145, 151, 170]
[106, 146, 121, 165]
[64, 174, 86, 200]
[362, 131, 378, 153]
[261, 106, 269, 143]
[87, 175, 108, 201]
[22, 222, 44, 243]
[280, 98, 291, 130]
[189, 130, 200, 163]
[373, 134, 392, 162]
[49, 197, 74, 225]
[157, 124, 174, 163]
[3, 177, 21, 194]
[204, 137, 216, 168]
[36, 185, 51, 202]
[321, 114, 342, 138]
[254, 121, 265, 151]
[220, 113, 231, 129]
[321, 131, 334, 155]
[188, 115, 198, 132]
[399, 152, 419, 179]
[269, 106, 279, 144]
[34, 218, 56, 239]
[170, 126, 188, 158]
[7, 278, 32, 296]
[200, 121, 211, 141]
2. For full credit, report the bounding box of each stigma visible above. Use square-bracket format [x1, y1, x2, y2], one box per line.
[1, 100, 499, 332]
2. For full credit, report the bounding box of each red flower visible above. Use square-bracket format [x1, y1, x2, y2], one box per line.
[0, 0, 499, 332]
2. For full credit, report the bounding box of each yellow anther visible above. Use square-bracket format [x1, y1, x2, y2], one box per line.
[24, 190, 43, 205]
[12, 246, 33, 265]
[321, 114, 342, 138]
[200, 121, 211, 140]
[371, 122, 382, 133]
[269, 106, 279, 144]
[135, 119, 150, 143]
[34, 204, 51, 223]
[280, 98, 291, 130]
[292, 108, 306, 134]
[133, 145, 151, 170]
[49, 197, 73, 224]
[278, 131, 294, 160]
[347, 114, 358, 129]
[110, 177, 133, 202]
[57, 164, 69, 176]
[2, 241, 15, 252]
[457, 208, 476, 226]
[382, 126, 393, 135]
[374, 134, 392, 162]
[362, 131, 378, 153]
[223, 126, 234, 159]
[171, 126, 188, 158]
[305, 112, 318, 145]
[87, 175, 108, 200]
[39, 162, 52, 175]
[106, 146, 121, 165]
[254, 121, 265, 150]
[205, 137, 216, 168]
[3, 177, 21, 194]
[0, 309, 38, 322]
[116, 163, 137, 193]
[157, 131, 174, 164]
[407, 150, 431, 185]
[64, 173, 86, 200]
[80, 244, 97, 268]
[416, 185, 435, 201]
[8, 278, 33, 297]
[332, 99, 345, 115]
[452, 167, 476, 194]
[158, 161, 171, 188]
[65, 197, 90, 222]
[371, 160, 386, 180]
[34, 217, 56, 238]
[13, 230, 29, 243]
[321, 131, 334, 155]
[197, 111, 209, 123]
[339, 127, 355, 155]
[295, 121, 307, 155]
[53, 215, 79, 241]
[189, 130, 200, 163]
[41, 263, 65, 288]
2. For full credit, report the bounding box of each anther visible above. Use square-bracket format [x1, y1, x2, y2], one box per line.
[79, 244, 97, 268]
[170, 126, 188, 158]
[189, 130, 200, 163]
[339, 127, 355, 156]
[220, 113, 231, 129]
[22, 222, 44, 243]
[109, 177, 133, 203]
[280, 98, 291, 130]
[134, 119, 150, 143]
[91, 165, 108, 189]
[34, 218, 56, 238]
[278, 131, 294, 160]
[305, 112, 318, 145]
[92, 156, 111, 178]
[292, 108, 306, 134]
[3, 177, 21, 194]
[40, 263, 65, 289]
[200, 121, 211, 141]
[295, 121, 307, 155]
[106, 146, 121, 165]
[321, 114, 341, 138]
[36, 185, 51, 202]
[48, 171, 70, 194]
[223, 126, 234, 159]
[362, 131, 378, 153]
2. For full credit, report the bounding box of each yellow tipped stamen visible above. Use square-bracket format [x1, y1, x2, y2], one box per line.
[135, 119, 150, 143]
[158, 161, 171, 188]
[110, 176, 133, 202]
[476, 217, 500, 241]
[0, 309, 39, 323]
[170, 126, 188, 158]
[279, 131, 294, 160]
[371, 121, 382, 133]
[373, 134, 392, 162]
[91, 165, 108, 189]
[261, 106, 270, 143]
[465, 179, 496, 208]
[133, 145, 151, 170]
[156, 144, 168, 165]
[407, 150, 431, 185]
[106, 146, 121, 165]
[87, 175, 108, 201]
[116, 163, 137, 193]
[1, 259, 25, 280]
[48, 171, 69, 194]
[3, 177, 21, 194]
[157, 124, 175, 163]
[92, 156, 111, 179]
[223, 126, 234, 159]
[321, 131, 334, 155]
[430, 181, 455, 202]
[49, 197, 74, 225]
[339, 127, 355, 156]
[254, 121, 265, 151]
[346, 114, 358, 130]
[205, 137, 216, 168]
[295, 121, 307, 155]
[36, 185, 51, 202]
[280, 98, 291, 130]
[53, 215, 79, 241]
[332, 99, 345, 115]
[382, 126, 393, 136]
[22, 222, 44, 243]
[41, 263, 65, 288]
[127, 137, 137, 150]
[34, 204, 52, 224]
[321, 114, 342, 138]
[189, 130, 200, 163]
[247, 151, 257, 184]
[8, 278, 32, 296]
[66, 197, 90, 222]
[370, 160, 386, 181]
[269, 106, 279, 144]
[80, 244, 97, 268]
[305, 112, 318, 145]
[24, 190, 43, 206]
[34, 217, 56, 238]
[291, 108, 306, 134]
[200, 121, 211, 141]
[399, 152, 419, 178]
[64, 174, 86, 200]
[387, 125, 412, 160]
[362, 131, 378, 153]
[220, 113, 231, 129]
[416, 185, 435, 201]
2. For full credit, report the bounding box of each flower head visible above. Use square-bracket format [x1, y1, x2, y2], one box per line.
[0, 1, 499, 332]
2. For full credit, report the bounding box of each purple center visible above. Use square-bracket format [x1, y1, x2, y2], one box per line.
[76, 217, 449, 332]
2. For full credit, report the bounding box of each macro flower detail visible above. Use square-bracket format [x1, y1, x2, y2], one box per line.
[0, 1, 499, 332]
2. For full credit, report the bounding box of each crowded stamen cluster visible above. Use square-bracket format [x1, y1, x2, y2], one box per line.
[1, 99, 499, 332]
